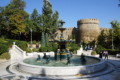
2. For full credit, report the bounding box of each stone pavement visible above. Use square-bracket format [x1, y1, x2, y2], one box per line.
[0, 55, 120, 80]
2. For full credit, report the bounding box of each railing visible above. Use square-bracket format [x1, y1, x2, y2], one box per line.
[15, 45, 23, 55]
[12, 42, 26, 58]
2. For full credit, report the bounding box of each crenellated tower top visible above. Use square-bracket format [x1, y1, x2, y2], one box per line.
[77, 18, 99, 24]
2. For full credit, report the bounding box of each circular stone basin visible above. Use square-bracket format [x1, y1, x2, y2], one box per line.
[23, 55, 100, 67]
[18, 56, 105, 76]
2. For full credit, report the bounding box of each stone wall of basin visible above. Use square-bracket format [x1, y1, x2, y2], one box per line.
[27, 52, 54, 58]
[18, 56, 105, 76]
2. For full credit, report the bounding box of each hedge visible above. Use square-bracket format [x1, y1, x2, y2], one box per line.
[101, 49, 120, 55]
[15, 40, 27, 51]
[91, 51, 97, 55]
[0, 52, 10, 60]
[0, 45, 8, 55]
[39, 46, 47, 52]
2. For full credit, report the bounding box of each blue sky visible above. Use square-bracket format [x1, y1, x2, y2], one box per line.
[1, 0, 120, 29]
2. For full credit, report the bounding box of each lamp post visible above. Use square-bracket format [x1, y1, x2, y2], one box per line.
[112, 30, 114, 49]
[19, 32, 21, 40]
[30, 28, 33, 49]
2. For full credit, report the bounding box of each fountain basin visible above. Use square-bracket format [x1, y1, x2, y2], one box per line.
[18, 56, 105, 76]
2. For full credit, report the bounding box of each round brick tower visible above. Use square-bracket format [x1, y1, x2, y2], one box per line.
[76, 18, 100, 44]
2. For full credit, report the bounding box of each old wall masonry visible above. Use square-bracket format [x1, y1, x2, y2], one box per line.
[54, 18, 109, 44]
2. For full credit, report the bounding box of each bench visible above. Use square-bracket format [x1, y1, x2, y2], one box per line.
[116, 53, 120, 58]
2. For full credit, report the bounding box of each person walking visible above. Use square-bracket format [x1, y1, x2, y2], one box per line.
[99, 51, 103, 58]
[36, 43, 39, 49]
[104, 51, 108, 60]
[85, 46, 87, 51]
[103, 51, 105, 56]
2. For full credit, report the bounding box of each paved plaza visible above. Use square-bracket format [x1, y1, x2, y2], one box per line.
[0, 55, 120, 80]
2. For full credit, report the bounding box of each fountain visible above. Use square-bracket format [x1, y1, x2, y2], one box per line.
[15, 21, 105, 76]
[50, 20, 74, 60]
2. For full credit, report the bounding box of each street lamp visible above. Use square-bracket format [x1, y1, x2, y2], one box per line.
[112, 30, 114, 49]
[30, 28, 33, 49]
[19, 32, 21, 40]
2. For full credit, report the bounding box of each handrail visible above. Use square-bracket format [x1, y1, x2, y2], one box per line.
[14, 45, 23, 55]
[12, 42, 26, 58]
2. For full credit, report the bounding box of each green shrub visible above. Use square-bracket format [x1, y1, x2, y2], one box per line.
[15, 41, 27, 51]
[91, 51, 97, 55]
[66, 44, 70, 49]
[73, 50, 76, 54]
[47, 43, 58, 52]
[26, 48, 32, 53]
[32, 48, 39, 52]
[47, 47, 53, 52]
[5, 39, 14, 47]
[70, 45, 79, 52]
[28, 41, 40, 44]
[0, 45, 8, 55]
[32, 40, 37, 44]
[0, 52, 10, 60]
[47, 43, 52, 47]
[39, 46, 47, 52]
[52, 43, 58, 48]
[101, 49, 120, 55]
[52, 47, 57, 52]
[95, 45, 106, 54]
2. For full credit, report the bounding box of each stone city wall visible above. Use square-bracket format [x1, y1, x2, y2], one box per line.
[55, 18, 109, 44]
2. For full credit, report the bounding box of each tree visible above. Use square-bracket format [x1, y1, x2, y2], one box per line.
[41, 32, 45, 47]
[30, 8, 42, 32]
[97, 30, 106, 47]
[110, 20, 120, 49]
[45, 33, 49, 46]
[0, 0, 29, 39]
[41, 0, 60, 35]
[10, 0, 26, 10]
[0, 6, 9, 37]
[72, 34, 75, 39]
[88, 39, 96, 47]
[9, 14, 26, 37]
[5, 0, 29, 19]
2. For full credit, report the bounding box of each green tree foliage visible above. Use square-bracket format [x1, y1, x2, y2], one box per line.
[97, 30, 106, 47]
[41, 32, 45, 47]
[5, 0, 29, 19]
[45, 33, 49, 46]
[30, 8, 42, 33]
[10, 0, 26, 10]
[22, 18, 33, 40]
[0, 0, 29, 39]
[0, 7, 7, 27]
[68, 35, 72, 40]
[0, 6, 9, 37]
[110, 20, 120, 49]
[72, 34, 75, 39]
[79, 40, 86, 49]
[0, 0, 60, 42]
[69, 43, 79, 51]
[95, 45, 106, 54]
[41, 0, 60, 34]
[88, 39, 96, 46]
[9, 14, 26, 36]
[97, 27, 113, 49]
